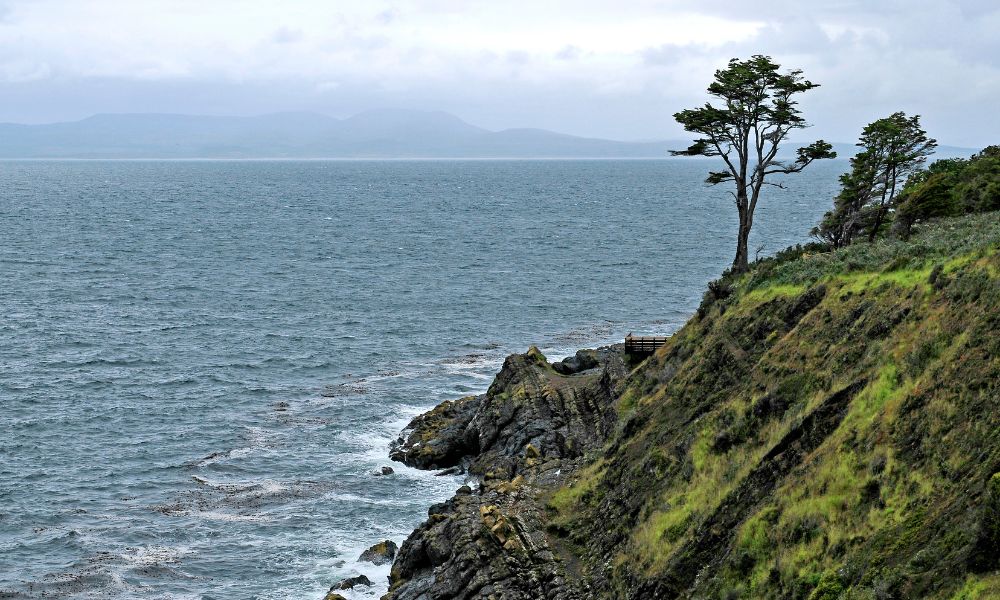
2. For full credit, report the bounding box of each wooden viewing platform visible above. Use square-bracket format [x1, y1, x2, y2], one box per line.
[624, 334, 668, 355]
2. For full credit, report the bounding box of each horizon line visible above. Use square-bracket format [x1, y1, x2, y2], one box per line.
[0, 110, 984, 152]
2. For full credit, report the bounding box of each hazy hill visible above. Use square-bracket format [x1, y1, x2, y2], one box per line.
[0, 110, 979, 159]
[0, 110, 676, 159]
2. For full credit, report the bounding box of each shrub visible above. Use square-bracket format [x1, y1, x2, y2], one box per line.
[808, 571, 846, 600]
[954, 145, 1000, 214]
[895, 171, 963, 238]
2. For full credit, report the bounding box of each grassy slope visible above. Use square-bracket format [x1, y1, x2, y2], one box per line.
[546, 212, 1000, 599]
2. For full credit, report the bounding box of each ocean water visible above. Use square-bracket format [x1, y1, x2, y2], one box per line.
[0, 159, 843, 599]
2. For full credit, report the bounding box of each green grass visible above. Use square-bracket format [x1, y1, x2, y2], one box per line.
[741, 283, 808, 304]
[548, 211, 1000, 600]
[737, 212, 1000, 295]
[832, 266, 934, 295]
[949, 574, 1000, 600]
[547, 459, 605, 516]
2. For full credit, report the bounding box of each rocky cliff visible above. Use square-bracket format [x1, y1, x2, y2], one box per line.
[382, 212, 1000, 600]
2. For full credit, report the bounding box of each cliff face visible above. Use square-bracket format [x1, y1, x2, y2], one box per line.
[384, 212, 1000, 600]
[386, 346, 628, 599]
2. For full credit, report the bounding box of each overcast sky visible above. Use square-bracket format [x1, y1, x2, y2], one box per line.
[0, 0, 997, 146]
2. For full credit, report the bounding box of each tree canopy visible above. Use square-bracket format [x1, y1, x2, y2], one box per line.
[813, 113, 936, 246]
[673, 55, 835, 272]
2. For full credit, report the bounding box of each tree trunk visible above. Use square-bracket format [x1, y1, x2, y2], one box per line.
[868, 205, 885, 242]
[733, 209, 751, 273]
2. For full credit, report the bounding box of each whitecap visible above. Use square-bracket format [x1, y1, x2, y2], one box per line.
[195, 511, 273, 523]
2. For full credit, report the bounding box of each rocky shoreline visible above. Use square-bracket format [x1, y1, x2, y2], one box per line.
[378, 345, 629, 600]
[321, 213, 1000, 600]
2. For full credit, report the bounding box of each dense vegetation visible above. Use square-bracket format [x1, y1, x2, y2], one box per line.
[811, 113, 936, 247]
[894, 146, 1000, 237]
[545, 144, 1000, 598]
[813, 118, 999, 247]
[546, 210, 999, 599]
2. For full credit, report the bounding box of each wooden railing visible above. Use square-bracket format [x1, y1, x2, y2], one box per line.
[624, 335, 668, 354]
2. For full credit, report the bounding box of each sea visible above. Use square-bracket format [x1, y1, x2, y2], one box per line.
[0, 159, 844, 599]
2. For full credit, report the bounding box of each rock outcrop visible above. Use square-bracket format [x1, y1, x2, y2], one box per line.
[335, 574, 373, 590]
[384, 345, 627, 600]
[391, 346, 626, 478]
[359, 540, 398, 566]
[380, 213, 1000, 600]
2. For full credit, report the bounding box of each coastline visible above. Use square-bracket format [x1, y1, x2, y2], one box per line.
[370, 345, 630, 600]
[355, 212, 1000, 600]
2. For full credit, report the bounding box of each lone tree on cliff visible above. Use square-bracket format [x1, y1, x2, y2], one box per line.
[673, 55, 835, 273]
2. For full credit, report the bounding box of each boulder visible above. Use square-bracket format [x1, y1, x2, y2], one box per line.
[336, 574, 372, 589]
[358, 540, 398, 565]
[551, 349, 600, 374]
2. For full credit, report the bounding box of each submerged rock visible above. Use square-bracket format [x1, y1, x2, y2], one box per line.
[359, 540, 398, 565]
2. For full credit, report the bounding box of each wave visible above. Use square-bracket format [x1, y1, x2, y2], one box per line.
[39, 357, 163, 368]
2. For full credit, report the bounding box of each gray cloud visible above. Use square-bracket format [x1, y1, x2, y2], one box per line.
[374, 8, 397, 25]
[0, 0, 995, 146]
[271, 27, 303, 44]
[555, 45, 582, 61]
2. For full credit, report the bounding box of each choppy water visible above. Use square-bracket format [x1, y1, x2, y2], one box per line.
[0, 159, 843, 598]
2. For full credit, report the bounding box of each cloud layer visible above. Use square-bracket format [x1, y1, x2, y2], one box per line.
[0, 0, 996, 146]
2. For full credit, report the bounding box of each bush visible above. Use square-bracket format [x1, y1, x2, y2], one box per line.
[807, 571, 845, 600]
[819, 144, 999, 246]
[954, 145, 1000, 214]
[895, 170, 963, 237]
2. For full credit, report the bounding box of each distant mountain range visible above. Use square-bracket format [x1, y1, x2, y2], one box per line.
[0, 110, 981, 159]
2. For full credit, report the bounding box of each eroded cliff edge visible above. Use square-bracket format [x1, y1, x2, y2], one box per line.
[382, 212, 1000, 600]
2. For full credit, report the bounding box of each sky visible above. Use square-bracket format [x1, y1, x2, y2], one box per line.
[0, 0, 997, 146]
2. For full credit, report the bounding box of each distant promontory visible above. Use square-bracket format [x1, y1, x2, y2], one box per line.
[0, 109, 978, 160]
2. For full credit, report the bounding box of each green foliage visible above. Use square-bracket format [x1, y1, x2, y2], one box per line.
[808, 571, 846, 600]
[953, 145, 1000, 214]
[745, 212, 1000, 295]
[949, 574, 1000, 599]
[895, 146, 1000, 237]
[819, 137, 999, 248]
[895, 171, 963, 236]
[813, 112, 936, 246]
[673, 55, 834, 272]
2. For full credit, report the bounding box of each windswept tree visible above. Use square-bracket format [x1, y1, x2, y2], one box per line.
[673, 55, 835, 273]
[857, 113, 936, 241]
[814, 112, 936, 245]
[812, 155, 882, 247]
[893, 157, 966, 239]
